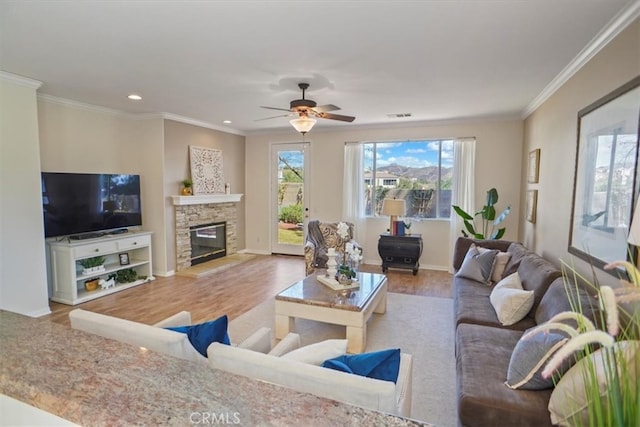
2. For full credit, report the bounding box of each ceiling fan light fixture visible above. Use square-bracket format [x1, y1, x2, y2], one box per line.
[290, 116, 317, 134]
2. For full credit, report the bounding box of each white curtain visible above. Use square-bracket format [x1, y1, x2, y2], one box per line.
[449, 137, 476, 272]
[343, 143, 366, 245]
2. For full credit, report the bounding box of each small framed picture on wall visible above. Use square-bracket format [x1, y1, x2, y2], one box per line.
[526, 190, 538, 224]
[119, 253, 130, 265]
[528, 149, 540, 183]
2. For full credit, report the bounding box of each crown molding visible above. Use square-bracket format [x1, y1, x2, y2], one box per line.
[161, 113, 246, 136]
[522, 1, 640, 119]
[0, 71, 42, 89]
[35, 94, 246, 135]
[37, 93, 129, 116]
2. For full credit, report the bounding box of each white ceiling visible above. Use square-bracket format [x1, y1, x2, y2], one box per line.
[1, 1, 638, 135]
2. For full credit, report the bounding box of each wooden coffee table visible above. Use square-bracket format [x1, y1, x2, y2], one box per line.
[275, 272, 387, 353]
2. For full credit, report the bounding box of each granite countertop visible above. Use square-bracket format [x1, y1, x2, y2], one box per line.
[0, 311, 428, 426]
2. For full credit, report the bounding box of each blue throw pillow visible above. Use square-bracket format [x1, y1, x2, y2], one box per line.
[166, 314, 230, 357]
[321, 348, 401, 383]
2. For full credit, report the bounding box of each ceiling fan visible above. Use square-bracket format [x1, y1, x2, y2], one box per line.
[258, 83, 355, 134]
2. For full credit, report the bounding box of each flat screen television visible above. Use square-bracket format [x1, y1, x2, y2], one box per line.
[41, 172, 142, 238]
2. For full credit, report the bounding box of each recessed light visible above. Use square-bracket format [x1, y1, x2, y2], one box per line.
[127, 94, 142, 101]
[223, 120, 232, 124]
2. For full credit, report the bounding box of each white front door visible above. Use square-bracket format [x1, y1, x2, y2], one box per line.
[271, 142, 310, 255]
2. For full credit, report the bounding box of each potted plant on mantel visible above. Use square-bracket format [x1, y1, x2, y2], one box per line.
[181, 179, 193, 196]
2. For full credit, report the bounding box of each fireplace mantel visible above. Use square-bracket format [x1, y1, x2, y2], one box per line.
[171, 194, 243, 206]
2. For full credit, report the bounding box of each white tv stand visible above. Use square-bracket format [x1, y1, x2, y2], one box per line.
[47, 231, 154, 305]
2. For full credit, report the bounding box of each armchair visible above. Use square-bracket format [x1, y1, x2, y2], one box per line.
[304, 220, 360, 275]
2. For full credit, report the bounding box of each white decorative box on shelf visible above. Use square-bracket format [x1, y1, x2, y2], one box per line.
[316, 274, 360, 290]
[171, 194, 243, 206]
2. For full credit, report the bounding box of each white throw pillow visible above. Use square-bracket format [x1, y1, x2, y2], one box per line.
[489, 272, 534, 325]
[548, 341, 639, 426]
[281, 339, 348, 365]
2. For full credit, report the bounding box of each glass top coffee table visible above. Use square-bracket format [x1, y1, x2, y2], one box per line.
[275, 271, 387, 354]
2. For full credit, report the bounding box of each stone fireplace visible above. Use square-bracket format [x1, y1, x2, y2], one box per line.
[172, 194, 243, 271]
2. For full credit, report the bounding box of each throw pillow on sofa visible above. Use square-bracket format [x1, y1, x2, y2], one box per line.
[505, 327, 569, 390]
[322, 348, 401, 383]
[548, 340, 639, 426]
[489, 272, 534, 325]
[478, 247, 512, 282]
[281, 339, 348, 365]
[455, 244, 499, 285]
[165, 314, 230, 357]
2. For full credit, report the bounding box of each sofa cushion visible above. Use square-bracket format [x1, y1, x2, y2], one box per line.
[452, 237, 512, 271]
[456, 323, 553, 427]
[455, 244, 498, 284]
[517, 255, 562, 318]
[166, 314, 230, 357]
[208, 343, 408, 416]
[505, 328, 569, 390]
[490, 273, 535, 326]
[323, 348, 401, 383]
[502, 242, 530, 277]
[453, 276, 536, 331]
[535, 278, 601, 328]
[281, 339, 348, 365]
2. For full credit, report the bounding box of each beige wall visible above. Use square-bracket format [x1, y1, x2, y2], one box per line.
[37, 100, 167, 275]
[522, 18, 640, 287]
[0, 77, 50, 316]
[246, 119, 523, 269]
[163, 120, 246, 273]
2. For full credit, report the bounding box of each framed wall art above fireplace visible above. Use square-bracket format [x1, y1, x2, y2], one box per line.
[568, 76, 640, 273]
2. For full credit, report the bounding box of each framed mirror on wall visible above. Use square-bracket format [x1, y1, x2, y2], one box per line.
[568, 76, 640, 273]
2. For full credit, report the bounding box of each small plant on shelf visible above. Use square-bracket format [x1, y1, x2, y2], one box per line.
[79, 256, 106, 275]
[115, 268, 137, 284]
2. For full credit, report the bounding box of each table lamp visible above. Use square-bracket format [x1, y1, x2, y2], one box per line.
[381, 198, 406, 235]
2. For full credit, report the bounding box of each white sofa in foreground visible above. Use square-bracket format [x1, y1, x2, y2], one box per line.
[208, 342, 413, 417]
[68, 309, 272, 363]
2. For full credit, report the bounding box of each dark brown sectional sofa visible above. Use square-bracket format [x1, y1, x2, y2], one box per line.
[452, 237, 600, 427]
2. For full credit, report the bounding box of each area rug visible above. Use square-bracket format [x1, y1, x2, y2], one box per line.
[175, 253, 256, 278]
[228, 293, 456, 426]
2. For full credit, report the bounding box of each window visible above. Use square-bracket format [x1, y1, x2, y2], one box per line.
[363, 140, 454, 219]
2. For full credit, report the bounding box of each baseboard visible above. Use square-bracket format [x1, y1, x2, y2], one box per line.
[240, 249, 271, 255]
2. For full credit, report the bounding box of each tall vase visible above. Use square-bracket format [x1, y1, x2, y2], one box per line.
[326, 248, 338, 278]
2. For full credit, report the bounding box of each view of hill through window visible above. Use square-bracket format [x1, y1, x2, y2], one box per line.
[364, 140, 454, 219]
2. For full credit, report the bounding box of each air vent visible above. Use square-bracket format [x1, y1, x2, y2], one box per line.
[387, 113, 412, 118]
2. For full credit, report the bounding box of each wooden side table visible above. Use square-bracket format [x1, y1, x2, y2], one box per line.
[377, 233, 423, 275]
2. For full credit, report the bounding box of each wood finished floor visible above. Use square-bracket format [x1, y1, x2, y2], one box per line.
[44, 254, 453, 327]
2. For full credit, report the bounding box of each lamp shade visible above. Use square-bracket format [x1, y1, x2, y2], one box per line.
[290, 116, 317, 134]
[628, 198, 640, 246]
[381, 198, 406, 217]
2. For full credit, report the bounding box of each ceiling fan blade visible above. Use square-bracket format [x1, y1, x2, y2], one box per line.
[312, 104, 340, 113]
[317, 112, 356, 122]
[254, 114, 292, 121]
[260, 106, 292, 112]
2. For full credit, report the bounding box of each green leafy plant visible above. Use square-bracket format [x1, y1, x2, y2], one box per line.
[115, 268, 137, 283]
[534, 260, 640, 427]
[79, 256, 105, 268]
[452, 187, 511, 239]
[181, 179, 192, 188]
[279, 204, 303, 224]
